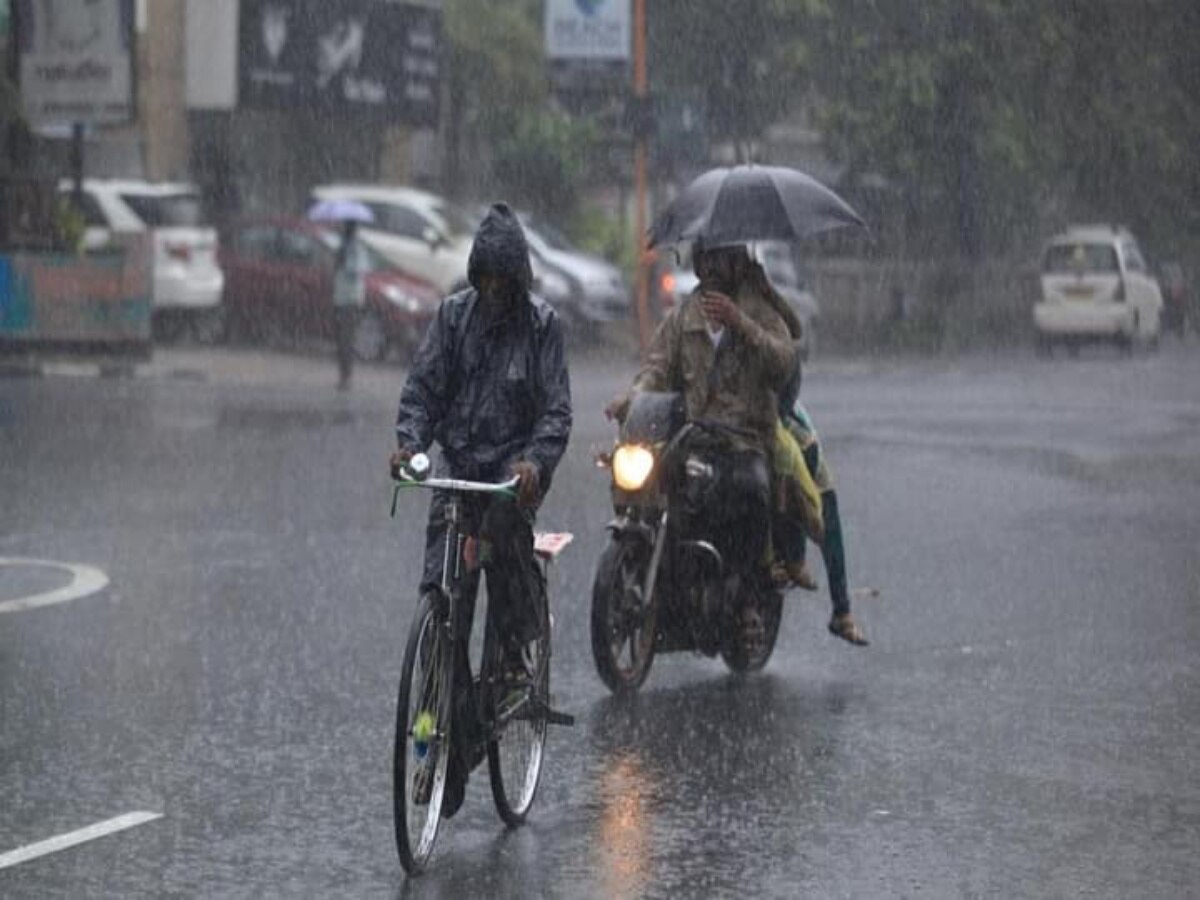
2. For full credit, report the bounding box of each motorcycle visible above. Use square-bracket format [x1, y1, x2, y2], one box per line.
[590, 391, 785, 693]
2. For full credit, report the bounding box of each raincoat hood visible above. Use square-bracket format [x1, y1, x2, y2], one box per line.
[467, 202, 534, 294]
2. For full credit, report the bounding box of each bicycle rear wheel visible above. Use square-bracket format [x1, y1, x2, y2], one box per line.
[394, 592, 455, 874]
[487, 584, 550, 825]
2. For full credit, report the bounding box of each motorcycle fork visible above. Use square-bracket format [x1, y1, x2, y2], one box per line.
[641, 511, 670, 615]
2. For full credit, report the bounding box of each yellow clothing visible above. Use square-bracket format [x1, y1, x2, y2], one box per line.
[772, 420, 823, 542]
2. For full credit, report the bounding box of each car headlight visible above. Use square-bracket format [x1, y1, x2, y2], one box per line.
[382, 284, 420, 312]
[612, 444, 655, 491]
[539, 268, 573, 303]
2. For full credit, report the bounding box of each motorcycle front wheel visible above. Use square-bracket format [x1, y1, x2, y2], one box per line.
[720, 585, 783, 673]
[591, 535, 657, 693]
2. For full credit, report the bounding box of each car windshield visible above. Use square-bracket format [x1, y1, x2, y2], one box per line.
[120, 193, 206, 227]
[1043, 242, 1119, 274]
[526, 216, 575, 252]
[432, 202, 474, 239]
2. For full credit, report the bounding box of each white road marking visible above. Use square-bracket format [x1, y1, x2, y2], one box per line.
[0, 811, 161, 870]
[0, 558, 110, 614]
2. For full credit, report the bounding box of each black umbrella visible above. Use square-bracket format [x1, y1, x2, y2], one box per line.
[646, 164, 867, 248]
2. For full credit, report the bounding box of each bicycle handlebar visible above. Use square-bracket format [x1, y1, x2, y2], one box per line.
[394, 473, 520, 494]
[390, 452, 519, 518]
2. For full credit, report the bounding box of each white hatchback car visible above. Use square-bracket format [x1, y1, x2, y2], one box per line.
[309, 184, 476, 295]
[62, 179, 225, 340]
[1034, 225, 1163, 352]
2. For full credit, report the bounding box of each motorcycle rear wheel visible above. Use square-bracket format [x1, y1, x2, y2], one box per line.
[591, 535, 657, 693]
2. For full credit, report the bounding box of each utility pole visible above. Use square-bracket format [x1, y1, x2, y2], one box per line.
[632, 0, 651, 355]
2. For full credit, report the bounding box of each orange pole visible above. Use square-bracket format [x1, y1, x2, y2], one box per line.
[632, 0, 651, 355]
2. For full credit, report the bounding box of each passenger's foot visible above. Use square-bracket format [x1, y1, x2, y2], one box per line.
[787, 561, 819, 591]
[770, 560, 819, 591]
[828, 613, 868, 646]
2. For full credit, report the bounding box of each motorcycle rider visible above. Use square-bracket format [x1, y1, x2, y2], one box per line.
[390, 203, 572, 817]
[609, 241, 866, 645]
[606, 241, 795, 608]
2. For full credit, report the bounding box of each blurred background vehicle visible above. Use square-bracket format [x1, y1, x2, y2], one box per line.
[219, 217, 441, 361]
[60, 178, 224, 342]
[1034, 225, 1163, 354]
[518, 211, 630, 328]
[308, 184, 475, 295]
[653, 240, 821, 360]
[1158, 261, 1189, 336]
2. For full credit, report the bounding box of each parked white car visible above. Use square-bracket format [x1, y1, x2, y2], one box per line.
[61, 179, 225, 341]
[1034, 225, 1163, 353]
[519, 213, 630, 325]
[309, 184, 476, 295]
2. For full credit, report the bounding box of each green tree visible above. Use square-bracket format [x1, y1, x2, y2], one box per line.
[442, 0, 547, 199]
[648, 0, 820, 157]
[492, 109, 597, 223]
[806, 1, 1200, 258]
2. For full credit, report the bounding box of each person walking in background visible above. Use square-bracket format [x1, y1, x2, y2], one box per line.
[333, 218, 369, 390]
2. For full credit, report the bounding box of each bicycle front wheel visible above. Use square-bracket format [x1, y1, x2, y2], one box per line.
[394, 592, 454, 874]
[487, 587, 550, 825]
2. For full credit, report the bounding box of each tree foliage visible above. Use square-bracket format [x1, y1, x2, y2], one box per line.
[804, 0, 1200, 257]
[648, 0, 819, 154]
[442, 0, 547, 199]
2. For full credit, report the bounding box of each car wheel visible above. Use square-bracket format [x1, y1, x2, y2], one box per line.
[353, 310, 389, 362]
[152, 311, 187, 343]
[191, 306, 225, 345]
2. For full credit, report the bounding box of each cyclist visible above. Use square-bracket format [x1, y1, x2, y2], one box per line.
[389, 202, 572, 817]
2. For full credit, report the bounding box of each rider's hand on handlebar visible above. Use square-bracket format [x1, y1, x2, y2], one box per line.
[604, 393, 629, 423]
[389, 447, 413, 480]
[509, 460, 540, 509]
[699, 290, 742, 329]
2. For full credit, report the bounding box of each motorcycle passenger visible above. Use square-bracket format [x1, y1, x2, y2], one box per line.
[765, 280, 869, 647]
[775, 402, 869, 646]
[607, 241, 796, 591]
[389, 203, 572, 818]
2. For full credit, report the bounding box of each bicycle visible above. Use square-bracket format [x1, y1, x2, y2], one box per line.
[390, 454, 574, 875]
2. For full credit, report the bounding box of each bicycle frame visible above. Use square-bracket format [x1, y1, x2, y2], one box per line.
[390, 468, 573, 732]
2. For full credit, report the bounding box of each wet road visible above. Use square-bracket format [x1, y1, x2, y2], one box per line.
[2, 342, 1199, 897]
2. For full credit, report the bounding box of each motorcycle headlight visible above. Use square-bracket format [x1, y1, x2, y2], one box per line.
[612, 444, 655, 491]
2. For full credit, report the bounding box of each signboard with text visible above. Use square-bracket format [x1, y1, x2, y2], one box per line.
[13, 0, 136, 125]
[545, 0, 628, 97]
[545, 0, 629, 60]
[238, 0, 441, 126]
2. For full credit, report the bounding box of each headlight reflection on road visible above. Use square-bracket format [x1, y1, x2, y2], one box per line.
[598, 750, 653, 896]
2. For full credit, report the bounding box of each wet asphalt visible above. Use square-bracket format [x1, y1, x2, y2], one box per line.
[1, 338, 1198, 898]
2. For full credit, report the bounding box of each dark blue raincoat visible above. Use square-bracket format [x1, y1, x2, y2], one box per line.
[394, 203, 572, 492]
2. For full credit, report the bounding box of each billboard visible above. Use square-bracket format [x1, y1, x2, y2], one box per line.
[13, 0, 136, 125]
[238, 0, 441, 127]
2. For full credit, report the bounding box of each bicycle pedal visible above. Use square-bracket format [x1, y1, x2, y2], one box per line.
[545, 708, 575, 726]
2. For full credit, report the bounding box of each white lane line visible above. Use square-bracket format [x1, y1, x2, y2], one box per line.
[0, 811, 162, 870]
[0, 558, 109, 615]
